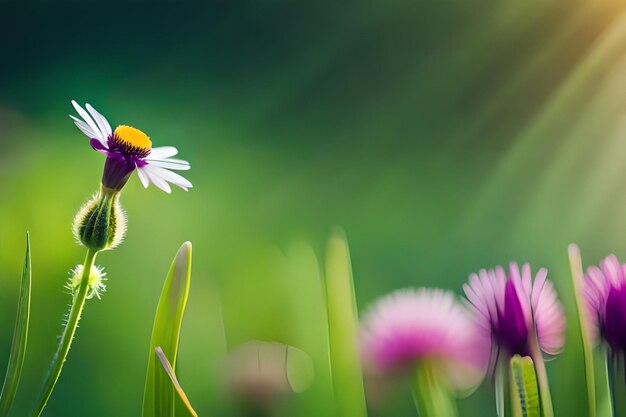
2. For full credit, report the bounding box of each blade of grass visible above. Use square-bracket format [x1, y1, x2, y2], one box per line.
[143, 242, 193, 417]
[568, 244, 596, 417]
[283, 241, 335, 416]
[155, 347, 198, 417]
[0, 233, 31, 417]
[324, 227, 367, 417]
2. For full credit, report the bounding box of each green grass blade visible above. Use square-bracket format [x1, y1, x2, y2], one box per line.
[0, 233, 31, 417]
[143, 242, 193, 417]
[283, 241, 335, 416]
[324, 227, 367, 417]
[155, 347, 198, 417]
[568, 244, 596, 417]
[511, 355, 540, 417]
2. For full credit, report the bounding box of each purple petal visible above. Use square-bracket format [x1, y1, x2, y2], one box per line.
[496, 280, 529, 355]
[604, 285, 626, 352]
[90, 138, 109, 154]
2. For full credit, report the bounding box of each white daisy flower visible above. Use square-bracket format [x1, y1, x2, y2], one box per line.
[70, 100, 192, 193]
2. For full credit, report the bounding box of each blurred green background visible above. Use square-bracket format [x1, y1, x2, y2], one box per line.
[0, 0, 625, 416]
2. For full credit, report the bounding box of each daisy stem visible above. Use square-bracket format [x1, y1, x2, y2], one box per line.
[31, 249, 98, 417]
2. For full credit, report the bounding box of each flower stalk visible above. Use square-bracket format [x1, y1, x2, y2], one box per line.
[528, 331, 553, 417]
[606, 353, 616, 417]
[413, 362, 457, 417]
[32, 249, 98, 417]
[495, 356, 507, 417]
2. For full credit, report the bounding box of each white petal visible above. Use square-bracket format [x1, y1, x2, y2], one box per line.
[145, 164, 192, 190]
[150, 176, 172, 193]
[146, 159, 191, 171]
[70, 115, 98, 139]
[145, 156, 190, 164]
[72, 100, 104, 143]
[143, 166, 172, 193]
[136, 167, 150, 188]
[149, 146, 178, 159]
[86, 103, 112, 138]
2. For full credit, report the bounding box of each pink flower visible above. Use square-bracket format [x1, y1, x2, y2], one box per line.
[359, 288, 488, 390]
[583, 254, 626, 353]
[463, 263, 566, 366]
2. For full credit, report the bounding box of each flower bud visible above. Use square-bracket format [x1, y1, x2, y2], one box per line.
[66, 264, 107, 300]
[73, 185, 127, 251]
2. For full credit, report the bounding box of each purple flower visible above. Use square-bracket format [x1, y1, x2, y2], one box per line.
[463, 263, 566, 366]
[70, 101, 192, 193]
[359, 288, 489, 390]
[583, 254, 626, 353]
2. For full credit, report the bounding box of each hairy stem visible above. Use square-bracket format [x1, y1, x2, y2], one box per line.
[31, 249, 98, 417]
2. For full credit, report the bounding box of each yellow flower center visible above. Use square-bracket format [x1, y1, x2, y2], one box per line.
[113, 125, 152, 152]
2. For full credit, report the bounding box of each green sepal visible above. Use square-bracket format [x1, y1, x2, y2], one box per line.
[510, 355, 540, 417]
[74, 186, 126, 251]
